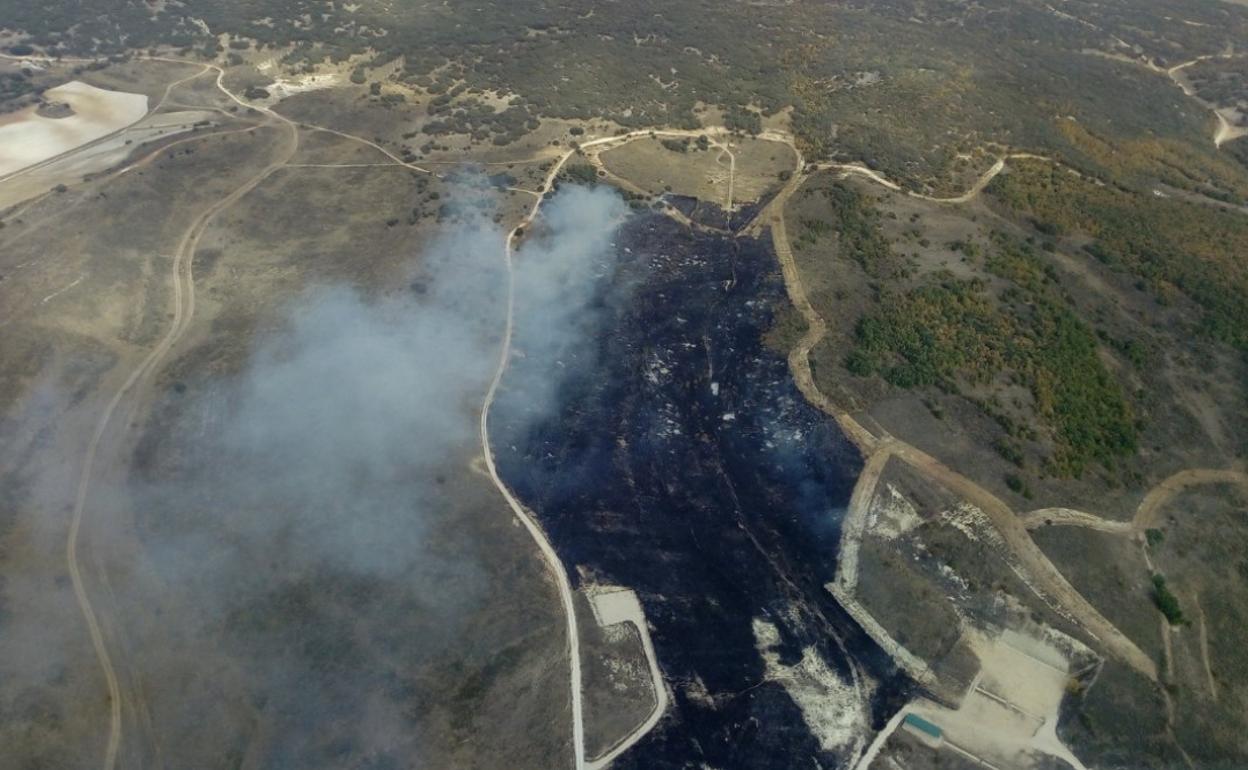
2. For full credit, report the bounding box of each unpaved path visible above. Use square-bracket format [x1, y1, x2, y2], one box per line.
[0, 122, 264, 265]
[1134, 468, 1248, 530]
[834, 450, 892, 593]
[481, 130, 756, 770]
[815, 152, 1050, 205]
[1020, 507, 1135, 534]
[481, 144, 590, 770]
[1194, 593, 1218, 700]
[715, 144, 736, 212]
[757, 136, 1247, 685]
[762, 145, 1158, 680]
[1087, 49, 1248, 148]
[476, 126, 788, 769]
[1018, 468, 1248, 538]
[61, 62, 299, 770]
[1165, 55, 1248, 147]
[886, 438, 1158, 679]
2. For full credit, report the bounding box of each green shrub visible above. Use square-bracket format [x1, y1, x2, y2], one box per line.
[846, 234, 1137, 477]
[1151, 574, 1184, 626]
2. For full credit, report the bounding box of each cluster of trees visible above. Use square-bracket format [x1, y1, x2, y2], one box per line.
[1185, 56, 1248, 107]
[421, 94, 536, 146]
[4, 0, 1246, 193]
[0, 70, 37, 110]
[659, 135, 711, 154]
[798, 181, 904, 279]
[844, 232, 1138, 478]
[1151, 574, 1185, 626]
[989, 161, 1248, 351]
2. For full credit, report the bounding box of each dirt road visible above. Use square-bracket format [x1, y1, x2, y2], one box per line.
[55, 62, 300, 770]
[884, 438, 1158, 679]
[815, 152, 1051, 205]
[1019, 468, 1248, 535]
[1134, 468, 1248, 530]
[763, 146, 1158, 680]
[1019, 507, 1135, 534]
[480, 144, 590, 770]
[477, 126, 746, 767]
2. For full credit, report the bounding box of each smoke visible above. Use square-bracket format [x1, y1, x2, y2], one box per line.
[503, 185, 632, 427]
[173, 184, 630, 581]
[0, 183, 633, 767]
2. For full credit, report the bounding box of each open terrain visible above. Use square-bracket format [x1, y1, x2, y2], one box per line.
[2, 0, 1248, 768]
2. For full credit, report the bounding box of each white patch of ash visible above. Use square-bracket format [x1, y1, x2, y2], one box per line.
[865, 483, 921, 540]
[751, 618, 868, 755]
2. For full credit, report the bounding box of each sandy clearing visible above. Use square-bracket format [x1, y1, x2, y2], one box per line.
[0, 81, 148, 177]
[263, 72, 342, 102]
[899, 628, 1089, 770]
[0, 109, 216, 210]
[585, 588, 668, 770]
[1213, 109, 1247, 148]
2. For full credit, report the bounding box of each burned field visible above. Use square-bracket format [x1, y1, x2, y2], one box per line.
[493, 211, 910, 767]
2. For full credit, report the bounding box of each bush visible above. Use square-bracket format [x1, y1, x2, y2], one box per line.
[560, 163, 598, 186]
[1151, 574, 1184, 625]
[993, 439, 1025, 467]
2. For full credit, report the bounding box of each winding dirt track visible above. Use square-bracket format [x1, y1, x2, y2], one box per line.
[476, 127, 747, 769]
[56, 62, 299, 770]
[15, 42, 1243, 768]
[1018, 508, 1134, 534]
[1019, 468, 1248, 534]
[1165, 54, 1248, 148]
[476, 128, 718, 770]
[758, 146, 1160, 681]
[479, 149, 589, 770]
[814, 151, 1051, 205]
[1134, 469, 1248, 530]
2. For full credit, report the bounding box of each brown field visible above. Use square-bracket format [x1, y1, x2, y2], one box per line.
[0, 62, 575, 769]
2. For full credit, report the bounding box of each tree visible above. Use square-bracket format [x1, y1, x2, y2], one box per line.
[1151, 574, 1184, 626]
